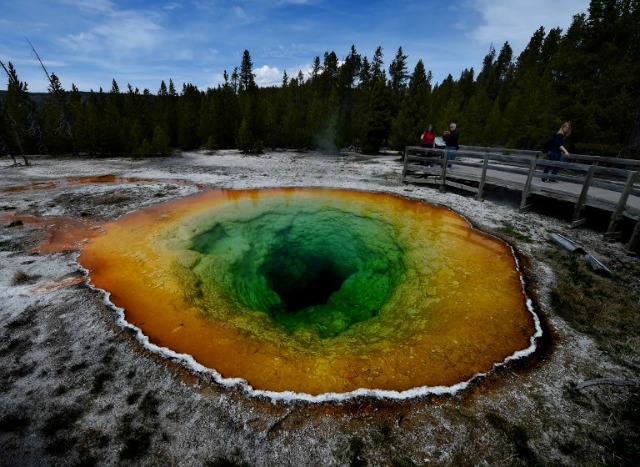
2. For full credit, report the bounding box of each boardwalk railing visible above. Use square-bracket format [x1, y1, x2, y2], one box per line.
[402, 145, 640, 254]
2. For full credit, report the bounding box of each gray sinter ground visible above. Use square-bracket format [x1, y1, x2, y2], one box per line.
[1, 150, 638, 466]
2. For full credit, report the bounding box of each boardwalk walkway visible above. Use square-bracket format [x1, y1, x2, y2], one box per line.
[402, 145, 640, 254]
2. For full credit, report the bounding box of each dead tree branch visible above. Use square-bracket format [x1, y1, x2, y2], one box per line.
[26, 37, 77, 156]
[0, 59, 30, 166]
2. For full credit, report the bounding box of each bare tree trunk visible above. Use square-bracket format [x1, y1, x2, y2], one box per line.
[28, 39, 77, 156]
[0, 60, 30, 166]
[0, 137, 18, 166]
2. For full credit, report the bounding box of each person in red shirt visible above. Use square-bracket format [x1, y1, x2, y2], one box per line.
[420, 124, 436, 148]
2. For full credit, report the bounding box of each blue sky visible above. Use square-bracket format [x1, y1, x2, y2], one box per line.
[1, 0, 589, 93]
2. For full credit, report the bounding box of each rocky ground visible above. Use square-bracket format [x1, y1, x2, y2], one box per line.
[1, 150, 638, 466]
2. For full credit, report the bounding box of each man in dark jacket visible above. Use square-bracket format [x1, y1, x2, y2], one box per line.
[442, 122, 459, 167]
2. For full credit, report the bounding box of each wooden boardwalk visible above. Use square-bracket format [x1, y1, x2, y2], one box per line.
[402, 145, 640, 254]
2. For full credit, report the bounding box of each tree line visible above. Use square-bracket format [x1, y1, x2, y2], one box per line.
[1, 0, 639, 164]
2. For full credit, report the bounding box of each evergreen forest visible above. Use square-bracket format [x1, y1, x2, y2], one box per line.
[1, 0, 639, 161]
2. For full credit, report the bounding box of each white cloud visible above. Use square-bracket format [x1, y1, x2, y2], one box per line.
[255, 65, 282, 86]
[171, 49, 195, 61]
[60, 0, 115, 14]
[60, 11, 163, 58]
[163, 2, 182, 11]
[469, 0, 589, 51]
[233, 7, 249, 20]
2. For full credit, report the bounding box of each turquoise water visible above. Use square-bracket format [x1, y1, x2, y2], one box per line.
[187, 200, 406, 338]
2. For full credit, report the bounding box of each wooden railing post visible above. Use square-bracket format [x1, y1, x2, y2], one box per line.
[571, 165, 596, 226]
[605, 171, 637, 239]
[439, 151, 448, 192]
[625, 217, 640, 255]
[402, 146, 410, 181]
[520, 156, 538, 211]
[476, 152, 489, 201]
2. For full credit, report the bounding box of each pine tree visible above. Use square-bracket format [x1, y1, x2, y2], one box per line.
[390, 60, 432, 150]
[361, 78, 393, 154]
[388, 46, 409, 115]
[240, 50, 256, 92]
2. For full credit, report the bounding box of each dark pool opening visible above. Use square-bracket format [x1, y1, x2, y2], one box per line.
[261, 247, 354, 314]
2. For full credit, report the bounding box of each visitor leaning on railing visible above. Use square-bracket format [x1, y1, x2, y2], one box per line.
[542, 122, 572, 183]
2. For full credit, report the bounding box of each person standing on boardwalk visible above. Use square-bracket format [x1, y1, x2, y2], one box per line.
[420, 124, 436, 148]
[542, 121, 571, 182]
[442, 122, 459, 167]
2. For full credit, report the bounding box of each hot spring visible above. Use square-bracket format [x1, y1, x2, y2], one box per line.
[78, 187, 540, 397]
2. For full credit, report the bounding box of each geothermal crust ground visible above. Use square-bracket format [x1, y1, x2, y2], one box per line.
[1, 150, 638, 466]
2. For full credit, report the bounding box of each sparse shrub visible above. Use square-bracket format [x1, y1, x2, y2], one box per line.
[93, 193, 130, 205]
[52, 384, 68, 396]
[126, 391, 141, 405]
[0, 413, 30, 432]
[485, 412, 537, 463]
[132, 138, 153, 158]
[11, 270, 38, 285]
[45, 433, 78, 455]
[6, 315, 31, 328]
[101, 346, 117, 365]
[205, 458, 251, 467]
[41, 405, 84, 436]
[91, 370, 114, 394]
[205, 136, 219, 151]
[117, 415, 153, 460]
[139, 391, 160, 417]
[70, 361, 89, 372]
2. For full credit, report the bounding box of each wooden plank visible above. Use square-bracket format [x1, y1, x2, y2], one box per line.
[606, 172, 638, 234]
[625, 218, 640, 254]
[439, 152, 448, 192]
[572, 165, 596, 223]
[593, 166, 637, 178]
[570, 154, 640, 168]
[445, 180, 479, 193]
[591, 179, 640, 196]
[476, 153, 489, 201]
[520, 157, 537, 209]
[402, 145, 640, 237]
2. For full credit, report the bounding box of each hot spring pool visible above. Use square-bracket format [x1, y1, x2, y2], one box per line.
[78, 187, 541, 398]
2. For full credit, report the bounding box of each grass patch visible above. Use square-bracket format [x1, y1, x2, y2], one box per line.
[609, 394, 640, 465]
[93, 193, 130, 205]
[485, 412, 538, 463]
[499, 222, 533, 242]
[546, 248, 640, 367]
